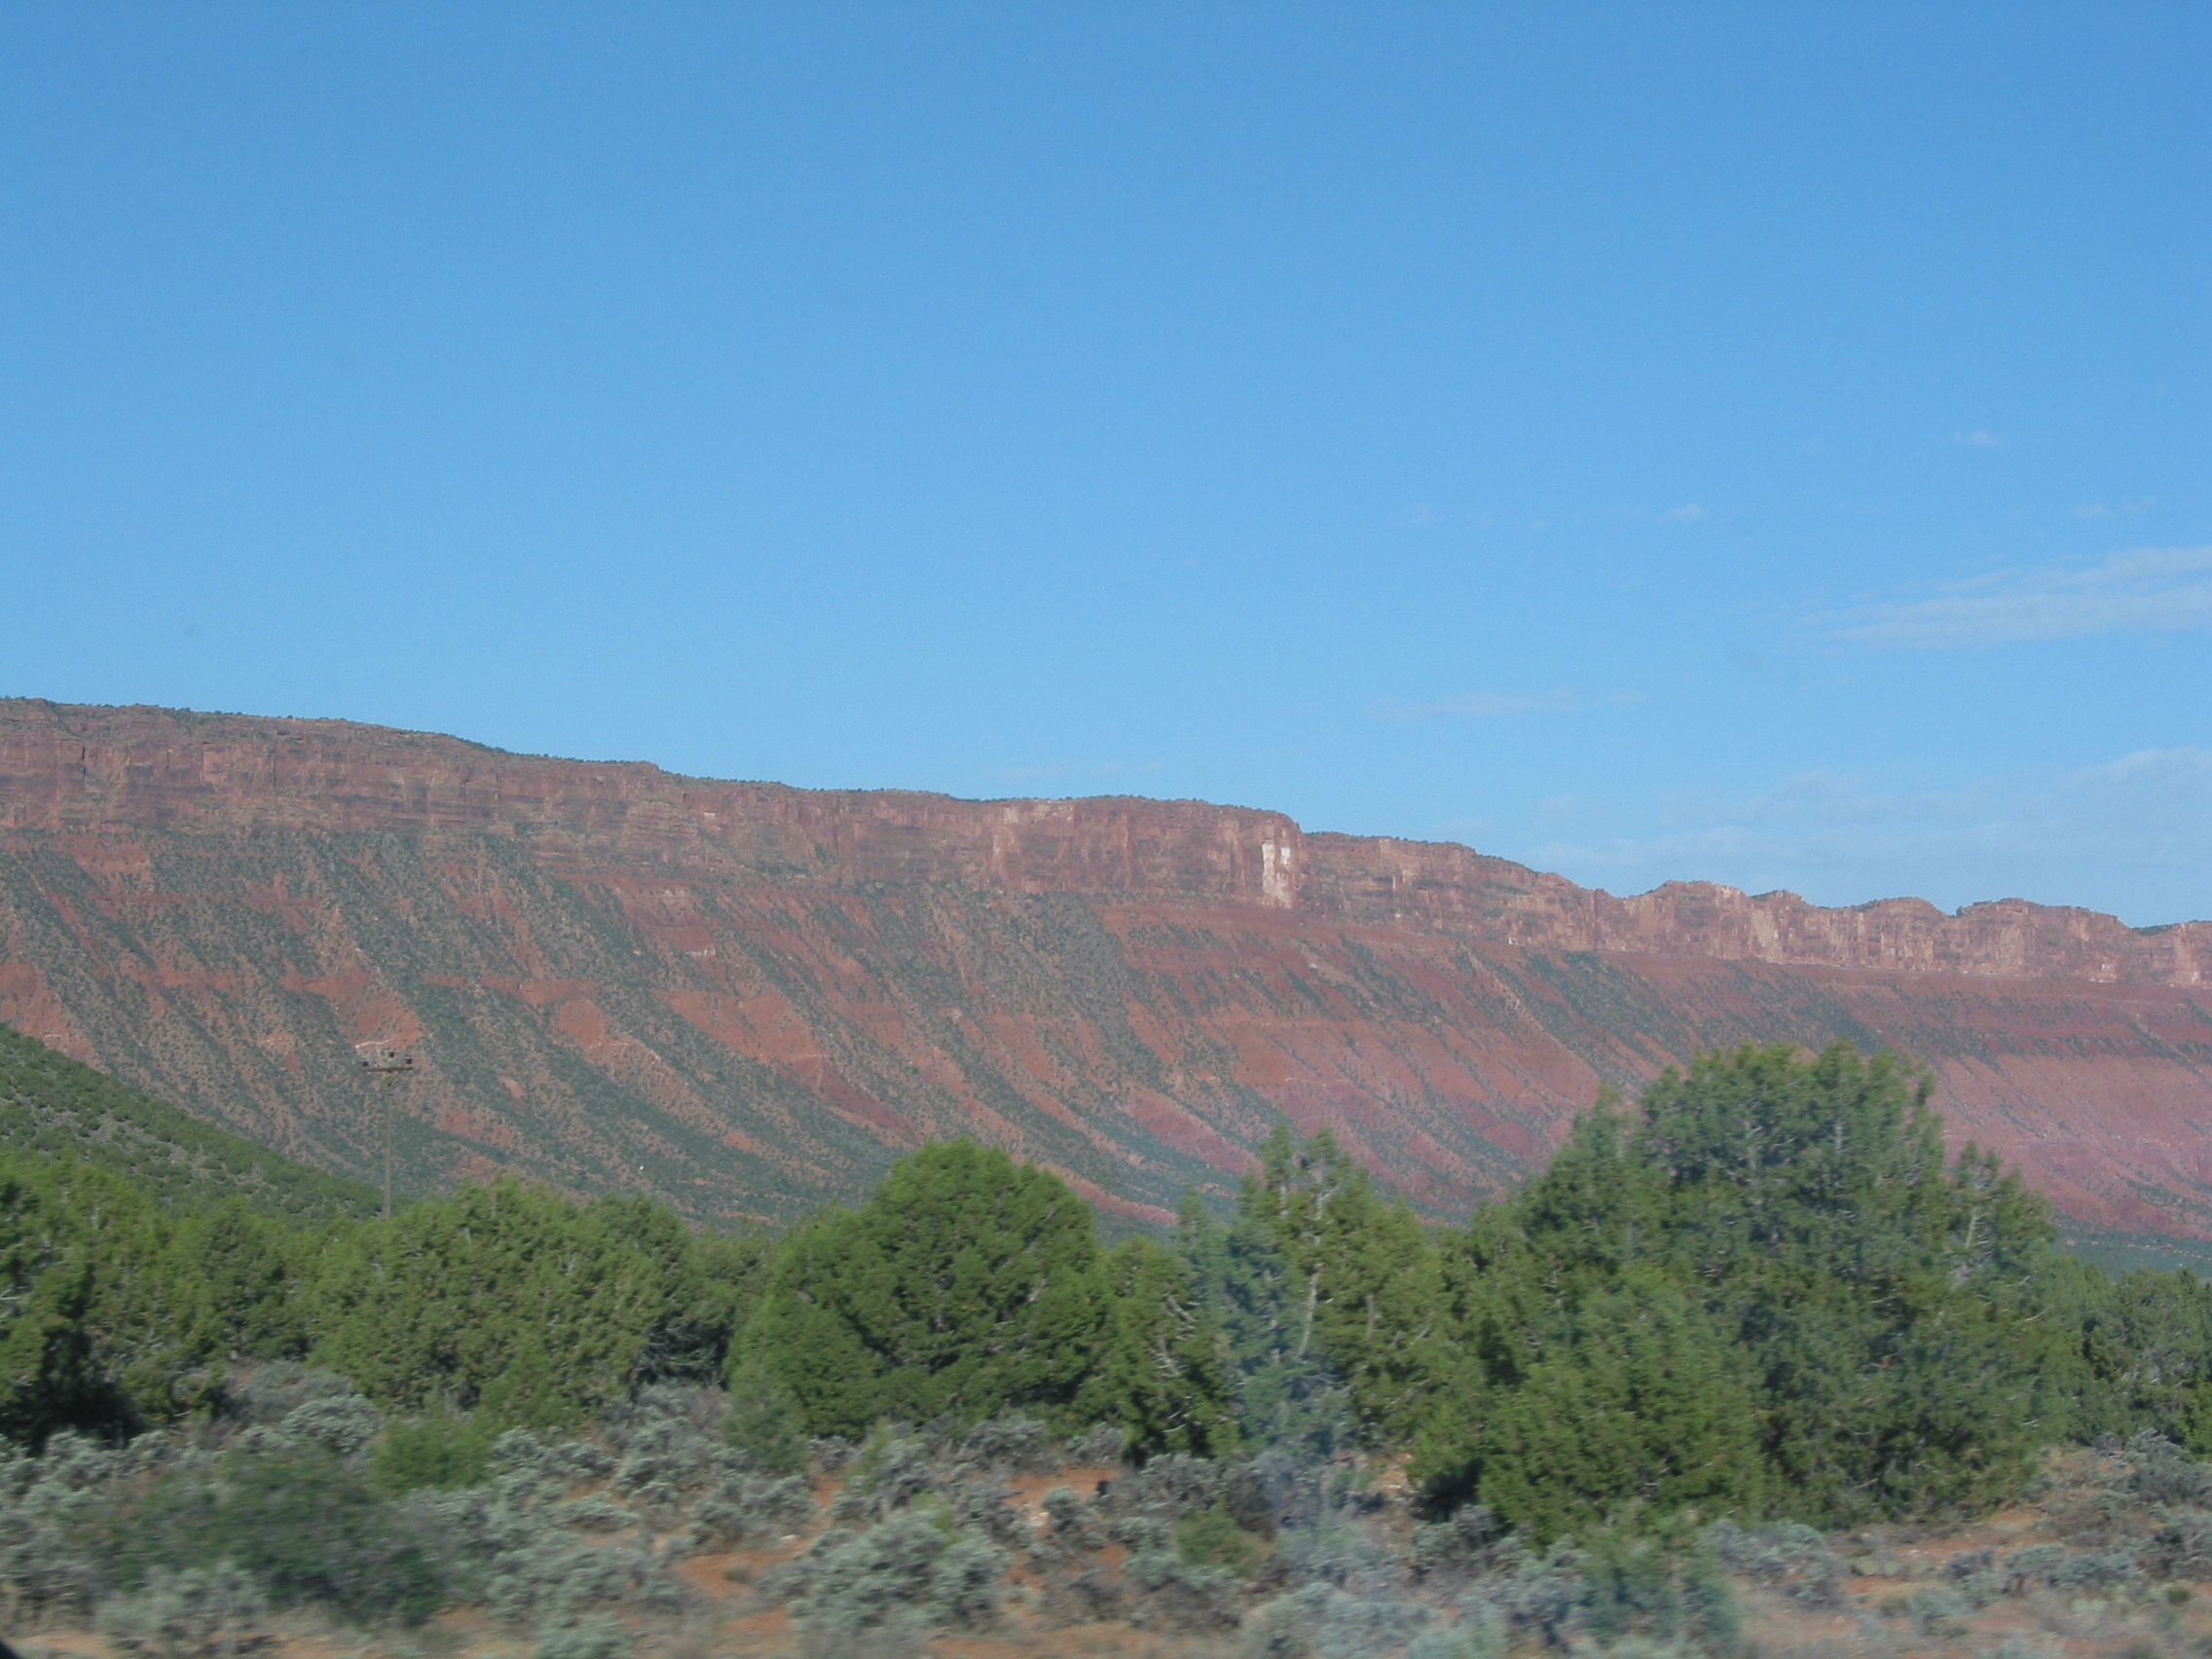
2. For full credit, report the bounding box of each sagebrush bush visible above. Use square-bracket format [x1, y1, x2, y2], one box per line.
[777, 1511, 1008, 1643]
[96, 1564, 269, 1659]
[487, 1425, 616, 1487]
[1891, 1585, 1972, 1638]
[822, 1421, 1039, 1549]
[278, 1393, 381, 1458]
[1064, 1420, 1127, 1466]
[2123, 1431, 2212, 1508]
[120, 1442, 446, 1624]
[576, 1389, 812, 1548]
[1705, 1520, 1847, 1606]
[1123, 1549, 1243, 1632]
[2046, 1548, 2141, 1592]
[2146, 1510, 2212, 1579]
[399, 1465, 684, 1629]
[1245, 1581, 1432, 1657]
[1409, 1505, 1501, 1583]
[1176, 1502, 1268, 1576]
[832, 1432, 940, 1525]
[954, 1413, 1054, 1473]
[533, 1613, 633, 1659]
[1272, 1517, 1393, 1592]
[1574, 1528, 1740, 1657]
[695, 1468, 814, 1547]
[1480, 1542, 1583, 1646]
[221, 1365, 356, 1428]
[0, 1431, 166, 1621]
[1405, 1603, 1506, 1659]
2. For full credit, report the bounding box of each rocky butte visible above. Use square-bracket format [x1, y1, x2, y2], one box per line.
[2, 697, 2209, 1237]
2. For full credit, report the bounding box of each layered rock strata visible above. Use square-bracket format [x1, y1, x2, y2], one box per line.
[2, 698, 2207, 1233]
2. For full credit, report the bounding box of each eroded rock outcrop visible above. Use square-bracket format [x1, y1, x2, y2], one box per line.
[2, 698, 2207, 1235]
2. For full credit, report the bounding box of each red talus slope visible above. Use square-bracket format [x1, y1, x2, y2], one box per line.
[1, 699, 2207, 1233]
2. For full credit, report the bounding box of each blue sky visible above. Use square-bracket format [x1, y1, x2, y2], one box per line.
[3, 4, 2205, 924]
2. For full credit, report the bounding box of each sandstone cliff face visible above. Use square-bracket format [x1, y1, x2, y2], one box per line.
[2, 698, 2208, 1234]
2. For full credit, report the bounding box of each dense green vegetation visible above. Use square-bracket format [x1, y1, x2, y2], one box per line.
[0, 1022, 379, 1221]
[13, 1030, 2212, 1500]
[14, 1024, 2212, 1653]
[1416, 1047, 2069, 1535]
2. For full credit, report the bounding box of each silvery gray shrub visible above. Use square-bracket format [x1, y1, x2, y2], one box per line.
[95, 1564, 268, 1659]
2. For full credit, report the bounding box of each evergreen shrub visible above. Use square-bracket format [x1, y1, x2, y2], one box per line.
[367, 1412, 494, 1494]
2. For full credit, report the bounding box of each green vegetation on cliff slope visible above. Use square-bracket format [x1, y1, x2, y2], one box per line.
[0, 1022, 378, 1221]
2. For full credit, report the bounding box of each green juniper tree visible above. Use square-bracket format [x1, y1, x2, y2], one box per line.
[2024, 1251, 2212, 1449]
[1181, 1125, 1441, 1452]
[1417, 1044, 2065, 1533]
[181, 1198, 314, 1362]
[739, 1140, 1115, 1435]
[1078, 1234, 1237, 1457]
[309, 1175, 668, 1421]
[1451, 1268, 1768, 1542]
[0, 1152, 218, 1442]
[590, 1192, 772, 1384]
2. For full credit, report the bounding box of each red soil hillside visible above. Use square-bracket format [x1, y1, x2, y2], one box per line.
[1, 698, 2208, 1235]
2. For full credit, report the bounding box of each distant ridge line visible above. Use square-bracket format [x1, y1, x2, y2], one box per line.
[0, 696, 2202, 988]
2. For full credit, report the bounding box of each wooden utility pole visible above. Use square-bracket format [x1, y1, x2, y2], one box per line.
[358, 1045, 416, 1220]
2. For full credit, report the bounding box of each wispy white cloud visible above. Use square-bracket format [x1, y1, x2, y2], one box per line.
[1953, 428, 2007, 449]
[1659, 503, 1708, 523]
[2073, 497, 2155, 521]
[990, 759, 1167, 783]
[1825, 546, 2212, 646]
[1534, 793, 1581, 823]
[1380, 690, 1579, 720]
